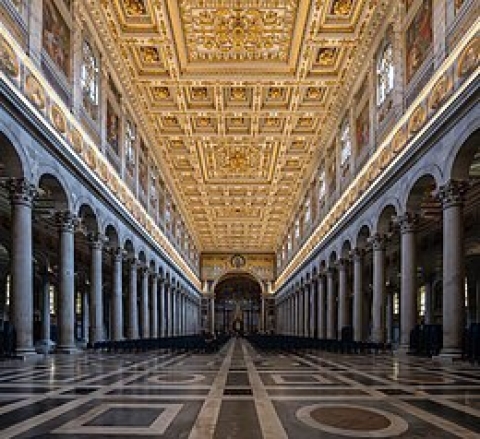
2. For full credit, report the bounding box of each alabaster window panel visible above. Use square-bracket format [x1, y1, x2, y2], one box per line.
[304, 198, 311, 226]
[318, 167, 326, 202]
[139, 139, 149, 195]
[340, 120, 352, 171]
[81, 39, 99, 122]
[125, 120, 136, 175]
[376, 42, 394, 107]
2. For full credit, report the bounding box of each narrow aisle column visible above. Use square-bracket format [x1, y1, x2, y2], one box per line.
[89, 234, 104, 344]
[337, 258, 349, 338]
[317, 273, 326, 338]
[150, 273, 158, 338]
[425, 279, 433, 324]
[352, 248, 364, 342]
[261, 294, 266, 332]
[128, 258, 138, 339]
[311, 279, 318, 337]
[140, 268, 150, 338]
[57, 211, 76, 352]
[111, 248, 123, 341]
[210, 294, 215, 334]
[386, 289, 394, 344]
[7, 180, 36, 355]
[371, 234, 386, 343]
[41, 268, 51, 346]
[326, 268, 336, 339]
[304, 283, 310, 336]
[294, 289, 300, 335]
[159, 278, 166, 337]
[177, 290, 181, 336]
[299, 287, 304, 336]
[166, 282, 172, 337]
[397, 213, 418, 351]
[438, 180, 468, 359]
[170, 287, 175, 336]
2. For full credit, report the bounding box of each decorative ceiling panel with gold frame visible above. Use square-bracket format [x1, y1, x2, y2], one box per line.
[87, 0, 391, 252]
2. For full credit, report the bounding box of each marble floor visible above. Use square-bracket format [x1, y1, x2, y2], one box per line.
[0, 339, 479, 438]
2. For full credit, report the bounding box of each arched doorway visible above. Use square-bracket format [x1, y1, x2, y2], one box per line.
[214, 273, 262, 335]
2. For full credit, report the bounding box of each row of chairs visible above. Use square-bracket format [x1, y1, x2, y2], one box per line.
[247, 330, 390, 355]
[90, 334, 230, 354]
[409, 324, 442, 357]
[464, 323, 480, 364]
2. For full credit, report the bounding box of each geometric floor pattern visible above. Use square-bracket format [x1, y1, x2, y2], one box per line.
[0, 339, 479, 438]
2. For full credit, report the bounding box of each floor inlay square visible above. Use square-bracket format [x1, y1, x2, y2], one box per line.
[271, 374, 333, 385]
[53, 403, 183, 435]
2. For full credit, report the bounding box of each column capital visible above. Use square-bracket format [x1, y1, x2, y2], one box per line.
[88, 232, 107, 249]
[369, 233, 387, 251]
[435, 180, 469, 209]
[55, 211, 78, 232]
[335, 258, 350, 270]
[139, 265, 150, 276]
[112, 247, 125, 261]
[350, 248, 365, 261]
[128, 257, 138, 269]
[326, 266, 336, 277]
[393, 212, 419, 234]
[2, 178, 37, 206]
[317, 270, 327, 280]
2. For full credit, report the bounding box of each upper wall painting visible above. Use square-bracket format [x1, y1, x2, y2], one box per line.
[42, 0, 71, 78]
[406, 0, 433, 84]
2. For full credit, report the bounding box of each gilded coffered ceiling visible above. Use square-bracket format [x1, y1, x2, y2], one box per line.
[86, 0, 391, 252]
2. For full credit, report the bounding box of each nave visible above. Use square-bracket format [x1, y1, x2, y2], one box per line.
[0, 339, 479, 438]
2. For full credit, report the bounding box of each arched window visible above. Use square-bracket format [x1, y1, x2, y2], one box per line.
[287, 233, 292, 254]
[318, 167, 326, 200]
[294, 218, 300, 240]
[125, 120, 136, 167]
[376, 42, 394, 106]
[340, 121, 351, 168]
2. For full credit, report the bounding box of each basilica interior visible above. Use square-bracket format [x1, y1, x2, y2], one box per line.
[0, 0, 479, 437]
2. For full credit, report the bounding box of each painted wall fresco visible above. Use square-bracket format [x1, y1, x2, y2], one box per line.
[139, 139, 149, 193]
[356, 101, 370, 153]
[106, 100, 119, 154]
[201, 253, 275, 282]
[42, 0, 70, 77]
[406, 0, 433, 83]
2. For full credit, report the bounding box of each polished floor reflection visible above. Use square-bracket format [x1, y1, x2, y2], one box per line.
[0, 339, 479, 438]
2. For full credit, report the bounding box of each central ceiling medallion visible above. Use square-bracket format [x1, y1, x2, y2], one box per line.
[167, 0, 310, 73]
[184, 7, 288, 61]
[198, 139, 279, 184]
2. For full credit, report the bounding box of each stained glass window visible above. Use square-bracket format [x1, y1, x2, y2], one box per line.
[377, 42, 394, 106]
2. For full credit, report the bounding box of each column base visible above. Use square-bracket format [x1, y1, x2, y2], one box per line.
[14, 347, 38, 360]
[56, 345, 79, 354]
[394, 345, 414, 357]
[434, 349, 463, 364]
[35, 339, 56, 354]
